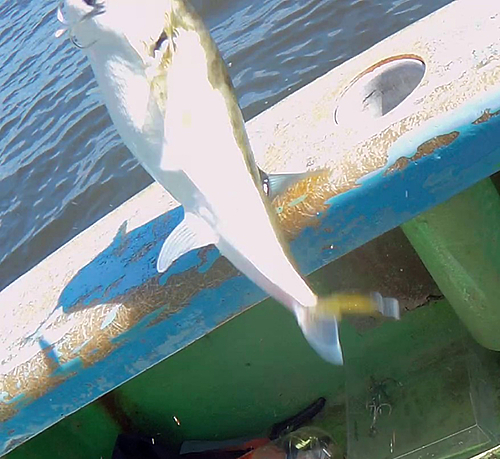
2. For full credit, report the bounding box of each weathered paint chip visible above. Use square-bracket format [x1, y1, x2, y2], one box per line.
[385, 131, 460, 174]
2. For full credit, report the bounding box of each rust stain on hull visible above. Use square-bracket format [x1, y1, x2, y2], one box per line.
[385, 131, 460, 174]
[0, 116, 476, 422]
[0, 166, 351, 421]
[0, 254, 238, 422]
[272, 169, 342, 239]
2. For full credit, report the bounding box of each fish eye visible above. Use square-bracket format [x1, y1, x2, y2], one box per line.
[258, 169, 271, 196]
[81, 0, 106, 18]
[153, 31, 168, 53]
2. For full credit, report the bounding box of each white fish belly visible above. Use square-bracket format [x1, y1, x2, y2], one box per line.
[159, 30, 318, 310]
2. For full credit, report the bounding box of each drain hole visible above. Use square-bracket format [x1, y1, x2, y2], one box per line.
[335, 56, 425, 126]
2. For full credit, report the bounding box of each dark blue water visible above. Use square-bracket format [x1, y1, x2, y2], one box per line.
[0, 0, 453, 291]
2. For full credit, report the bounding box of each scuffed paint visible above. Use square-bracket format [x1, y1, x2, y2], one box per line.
[272, 169, 334, 239]
[4, 102, 499, 433]
[100, 306, 121, 330]
[3, 1, 500, 455]
[385, 131, 460, 174]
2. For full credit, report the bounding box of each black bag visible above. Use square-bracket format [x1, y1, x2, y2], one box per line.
[112, 434, 246, 459]
[112, 434, 180, 459]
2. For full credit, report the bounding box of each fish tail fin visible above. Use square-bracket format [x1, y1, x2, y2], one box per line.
[294, 303, 344, 365]
[369, 292, 400, 320]
[294, 293, 400, 365]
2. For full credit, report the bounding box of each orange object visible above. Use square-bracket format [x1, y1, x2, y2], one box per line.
[238, 442, 286, 459]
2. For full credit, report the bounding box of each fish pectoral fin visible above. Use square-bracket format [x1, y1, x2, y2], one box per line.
[157, 212, 218, 273]
[267, 172, 310, 199]
[258, 167, 321, 200]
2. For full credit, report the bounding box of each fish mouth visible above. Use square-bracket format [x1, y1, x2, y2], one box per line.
[82, 3, 106, 21]
[55, 1, 105, 47]
[55, 4, 68, 38]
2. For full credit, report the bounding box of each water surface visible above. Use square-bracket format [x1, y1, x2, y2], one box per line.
[0, 0, 453, 290]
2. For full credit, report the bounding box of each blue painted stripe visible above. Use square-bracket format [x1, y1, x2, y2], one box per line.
[2, 103, 500, 456]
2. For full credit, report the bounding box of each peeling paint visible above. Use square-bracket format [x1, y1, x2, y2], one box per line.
[0, 252, 240, 421]
[4, 0, 500, 453]
[0, 166, 347, 420]
[385, 131, 460, 174]
[272, 169, 336, 239]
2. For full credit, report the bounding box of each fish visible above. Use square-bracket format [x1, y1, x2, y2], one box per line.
[56, 0, 399, 364]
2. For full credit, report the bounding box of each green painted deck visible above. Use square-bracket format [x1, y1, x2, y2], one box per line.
[7, 270, 500, 458]
[4, 1, 500, 456]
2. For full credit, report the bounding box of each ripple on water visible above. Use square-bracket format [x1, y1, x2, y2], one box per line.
[0, 0, 454, 290]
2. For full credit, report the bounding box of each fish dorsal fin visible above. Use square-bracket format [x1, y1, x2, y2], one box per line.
[157, 212, 218, 273]
[258, 168, 312, 200]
